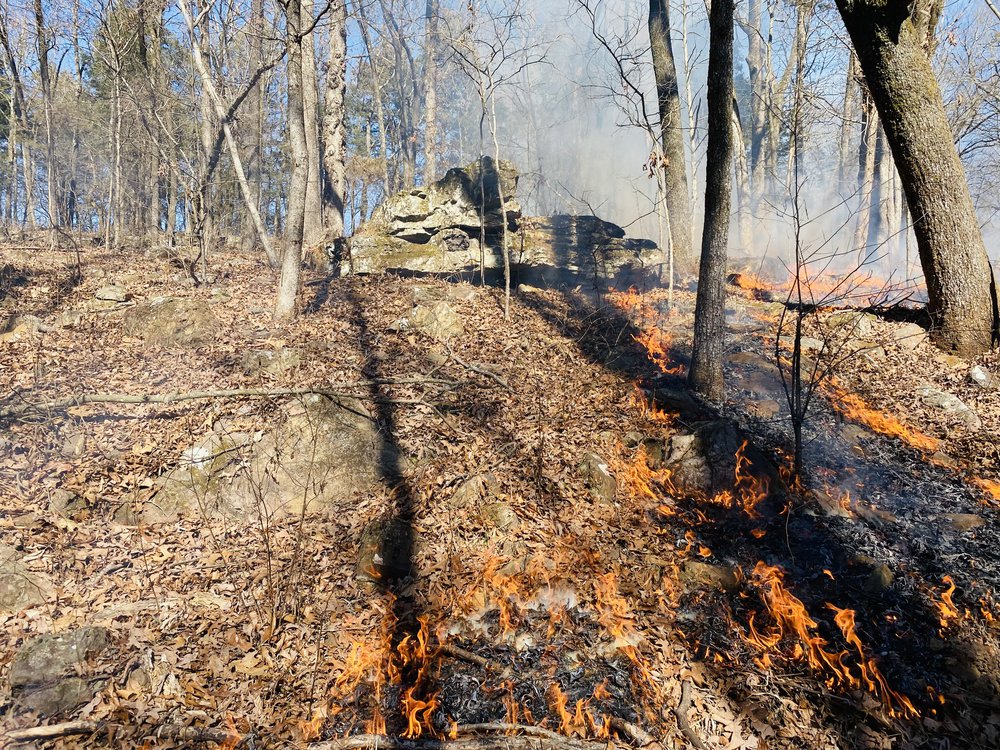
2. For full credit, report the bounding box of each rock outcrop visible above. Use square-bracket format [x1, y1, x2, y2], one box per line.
[346, 157, 660, 287]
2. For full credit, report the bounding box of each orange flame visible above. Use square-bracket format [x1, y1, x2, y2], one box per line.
[744, 562, 916, 718]
[734, 440, 769, 518]
[826, 384, 938, 453]
[936, 576, 960, 630]
[608, 287, 685, 375]
[972, 478, 1000, 507]
[615, 444, 675, 503]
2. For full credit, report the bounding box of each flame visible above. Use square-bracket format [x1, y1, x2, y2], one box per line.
[972, 477, 1000, 507]
[608, 287, 685, 375]
[743, 562, 916, 718]
[826, 384, 938, 453]
[734, 440, 769, 518]
[547, 684, 609, 739]
[936, 576, 960, 630]
[615, 444, 675, 502]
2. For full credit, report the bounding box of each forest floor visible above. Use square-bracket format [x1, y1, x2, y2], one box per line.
[1, 243, 999, 749]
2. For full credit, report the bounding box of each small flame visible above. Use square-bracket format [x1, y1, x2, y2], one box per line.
[734, 440, 769, 518]
[936, 576, 960, 629]
[826, 384, 938, 453]
[972, 477, 1000, 507]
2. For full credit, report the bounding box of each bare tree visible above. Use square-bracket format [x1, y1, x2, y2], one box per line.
[648, 0, 693, 269]
[688, 0, 734, 401]
[275, 0, 309, 319]
[323, 1, 348, 239]
[836, 0, 997, 355]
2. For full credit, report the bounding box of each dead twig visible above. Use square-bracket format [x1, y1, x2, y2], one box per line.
[608, 717, 659, 747]
[673, 680, 710, 750]
[439, 643, 513, 677]
[5, 721, 99, 744]
[447, 348, 512, 390]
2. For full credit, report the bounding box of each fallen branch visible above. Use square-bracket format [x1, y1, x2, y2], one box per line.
[673, 680, 710, 750]
[0, 381, 461, 420]
[439, 643, 512, 677]
[607, 717, 658, 748]
[447, 348, 512, 390]
[5, 721, 99, 744]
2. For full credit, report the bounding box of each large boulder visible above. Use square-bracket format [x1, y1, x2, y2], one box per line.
[346, 159, 658, 287]
[139, 395, 390, 523]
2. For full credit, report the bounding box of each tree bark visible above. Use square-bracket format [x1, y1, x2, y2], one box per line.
[648, 0, 694, 270]
[33, 0, 57, 234]
[301, 0, 324, 245]
[423, 0, 440, 184]
[275, 0, 309, 319]
[322, 0, 348, 238]
[836, 0, 996, 354]
[688, 0, 734, 401]
[852, 90, 877, 257]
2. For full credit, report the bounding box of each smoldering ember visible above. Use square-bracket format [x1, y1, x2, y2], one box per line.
[4, 2, 1000, 750]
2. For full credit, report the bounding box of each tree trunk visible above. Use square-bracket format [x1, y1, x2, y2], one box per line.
[275, 0, 308, 319]
[423, 0, 440, 184]
[852, 90, 877, 258]
[301, 0, 324, 246]
[322, 0, 348, 238]
[836, 0, 996, 354]
[731, 100, 753, 256]
[648, 0, 694, 270]
[689, 0, 734, 401]
[33, 0, 57, 235]
[838, 52, 859, 189]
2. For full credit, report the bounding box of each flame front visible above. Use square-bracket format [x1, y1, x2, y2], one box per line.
[743, 562, 916, 718]
[826, 384, 938, 453]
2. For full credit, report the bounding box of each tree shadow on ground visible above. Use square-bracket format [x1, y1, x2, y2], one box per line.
[517, 286, 1000, 748]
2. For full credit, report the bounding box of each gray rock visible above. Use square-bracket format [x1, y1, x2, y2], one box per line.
[143, 395, 387, 523]
[824, 311, 876, 339]
[480, 501, 519, 529]
[95, 285, 129, 303]
[240, 347, 302, 376]
[892, 322, 927, 351]
[347, 159, 658, 288]
[123, 296, 216, 347]
[410, 301, 464, 340]
[970, 365, 997, 390]
[61, 432, 87, 457]
[748, 399, 781, 418]
[579, 452, 617, 503]
[9, 626, 109, 716]
[917, 383, 982, 429]
[57, 309, 83, 328]
[48, 489, 86, 519]
[944, 513, 986, 532]
[865, 564, 895, 594]
[0, 545, 53, 612]
[450, 473, 499, 508]
[9, 627, 109, 688]
[679, 561, 739, 592]
[663, 434, 713, 494]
